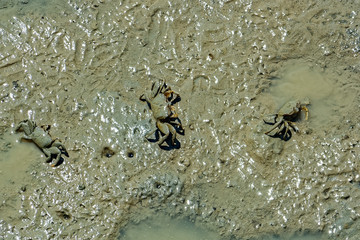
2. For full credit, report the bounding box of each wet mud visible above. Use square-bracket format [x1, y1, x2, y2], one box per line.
[1, 0, 360, 239]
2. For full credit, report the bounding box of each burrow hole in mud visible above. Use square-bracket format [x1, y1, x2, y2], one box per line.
[101, 147, 115, 158]
[127, 150, 135, 158]
[154, 182, 163, 189]
[56, 211, 72, 221]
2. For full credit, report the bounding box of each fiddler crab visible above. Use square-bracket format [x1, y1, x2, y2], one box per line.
[140, 80, 183, 147]
[264, 99, 310, 140]
[15, 119, 68, 167]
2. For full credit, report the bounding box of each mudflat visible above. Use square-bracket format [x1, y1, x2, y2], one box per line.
[0, 0, 359, 239]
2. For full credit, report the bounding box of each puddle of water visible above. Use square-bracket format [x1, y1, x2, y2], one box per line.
[118, 213, 327, 240]
[118, 214, 220, 240]
[265, 231, 326, 240]
[0, 131, 40, 203]
[268, 60, 352, 128]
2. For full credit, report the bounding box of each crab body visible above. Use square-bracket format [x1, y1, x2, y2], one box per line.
[148, 93, 172, 120]
[264, 99, 309, 139]
[140, 80, 182, 146]
[15, 120, 68, 166]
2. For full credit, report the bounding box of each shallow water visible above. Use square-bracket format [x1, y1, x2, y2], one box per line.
[268, 60, 354, 128]
[119, 214, 326, 240]
[1, 0, 360, 239]
[0, 131, 40, 223]
[0, 132, 38, 191]
[119, 214, 220, 240]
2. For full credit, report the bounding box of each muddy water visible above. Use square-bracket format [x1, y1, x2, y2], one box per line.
[1, 0, 360, 239]
[119, 214, 220, 240]
[267, 60, 353, 128]
[119, 214, 323, 240]
[0, 132, 38, 203]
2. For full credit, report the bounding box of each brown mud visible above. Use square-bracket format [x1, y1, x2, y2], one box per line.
[1, 0, 360, 239]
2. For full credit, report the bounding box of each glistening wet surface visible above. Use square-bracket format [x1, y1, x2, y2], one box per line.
[1, 0, 360, 239]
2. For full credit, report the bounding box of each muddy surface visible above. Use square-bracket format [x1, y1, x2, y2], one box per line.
[1, 0, 360, 239]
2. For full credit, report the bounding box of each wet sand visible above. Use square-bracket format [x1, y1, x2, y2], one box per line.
[1, 0, 360, 239]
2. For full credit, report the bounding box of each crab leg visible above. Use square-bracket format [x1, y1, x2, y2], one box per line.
[15, 120, 36, 136]
[151, 80, 162, 97]
[283, 121, 290, 138]
[139, 94, 148, 102]
[168, 124, 177, 145]
[168, 105, 178, 118]
[265, 116, 284, 135]
[43, 147, 60, 163]
[157, 121, 170, 146]
[51, 152, 62, 167]
[164, 89, 180, 103]
[265, 121, 282, 135]
[169, 118, 182, 128]
[288, 121, 299, 132]
[145, 128, 157, 139]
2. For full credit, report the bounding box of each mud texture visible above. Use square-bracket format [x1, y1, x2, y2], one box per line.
[1, 0, 360, 239]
